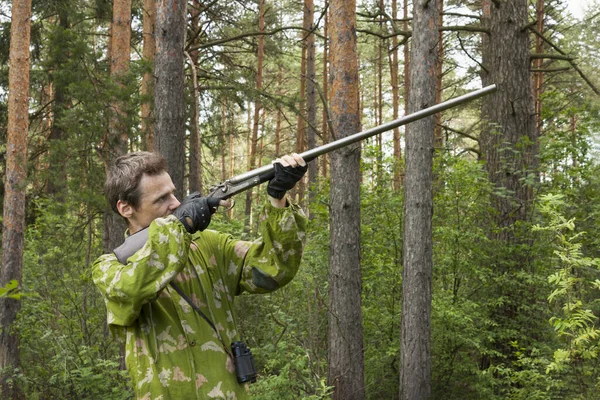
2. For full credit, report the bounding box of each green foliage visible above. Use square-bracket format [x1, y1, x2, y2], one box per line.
[533, 194, 600, 397]
[16, 197, 132, 399]
[0, 280, 22, 300]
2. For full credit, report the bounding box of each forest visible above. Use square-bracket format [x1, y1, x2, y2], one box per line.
[1, 0, 600, 398]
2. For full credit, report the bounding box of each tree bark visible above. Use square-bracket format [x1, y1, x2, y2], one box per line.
[46, 7, 70, 197]
[0, 0, 32, 396]
[390, 0, 402, 191]
[320, 0, 329, 179]
[400, 0, 439, 399]
[154, 0, 187, 200]
[480, 0, 538, 244]
[327, 1, 365, 399]
[141, 0, 156, 151]
[305, 0, 317, 215]
[533, 0, 544, 137]
[103, 0, 132, 254]
[244, 0, 265, 227]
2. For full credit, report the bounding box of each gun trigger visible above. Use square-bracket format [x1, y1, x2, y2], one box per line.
[222, 198, 235, 212]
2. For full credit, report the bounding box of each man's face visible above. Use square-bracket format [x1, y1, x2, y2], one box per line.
[118, 171, 181, 234]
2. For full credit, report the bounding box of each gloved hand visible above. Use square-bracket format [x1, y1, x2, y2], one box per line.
[172, 192, 221, 233]
[267, 154, 308, 200]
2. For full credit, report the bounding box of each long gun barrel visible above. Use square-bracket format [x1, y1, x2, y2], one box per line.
[113, 84, 496, 263]
[208, 84, 497, 200]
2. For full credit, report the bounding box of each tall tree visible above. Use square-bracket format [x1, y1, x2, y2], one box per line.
[154, 0, 187, 200]
[400, 0, 439, 399]
[244, 0, 265, 225]
[480, 0, 537, 243]
[305, 0, 317, 213]
[321, 0, 330, 179]
[0, 0, 32, 396]
[103, 0, 133, 253]
[45, 2, 70, 197]
[390, 0, 402, 191]
[141, 0, 156, 151]
[479, 0, 539, 374]
[327, 0, 365, 398]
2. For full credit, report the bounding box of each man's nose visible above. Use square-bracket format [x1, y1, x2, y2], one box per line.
[170, 196, 181, 210]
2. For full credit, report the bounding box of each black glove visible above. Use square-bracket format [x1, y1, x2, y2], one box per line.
[267, 162, 308, 200]
[173, 192, 220, 233]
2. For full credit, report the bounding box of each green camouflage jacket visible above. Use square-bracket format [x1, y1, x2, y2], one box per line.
[93, 203, 307, 399]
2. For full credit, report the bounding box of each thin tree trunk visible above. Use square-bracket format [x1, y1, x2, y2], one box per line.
[400, 0, 439, 399]
[245, 0, 265, 226]
[0, 0, 32, 396]
[141, 0, 156, 151]
[321, 0, 329, 179]
[433, 0, 444, 151]
[305, 0, 317, 215]
[327, 1, 365, 398]
[186, 51, 202, 193]
[46, 8, 70, 197]
[154, 0, 187, 200]
[390, 0, 402, 190]
[533, 0, 544, 137]
[103, 0, 132, 254]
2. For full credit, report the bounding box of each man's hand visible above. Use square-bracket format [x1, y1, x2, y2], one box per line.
[173, 193, 222, 233]
[267, 153, 307, 207]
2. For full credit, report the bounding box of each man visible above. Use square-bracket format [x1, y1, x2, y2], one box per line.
[93, 151, 308, 399]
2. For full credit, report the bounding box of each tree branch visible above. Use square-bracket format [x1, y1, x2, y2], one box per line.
[528, 26, 600, 96]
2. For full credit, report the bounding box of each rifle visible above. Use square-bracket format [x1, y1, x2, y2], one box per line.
[206, 84, 496, 200]
[114, 84, 496, 263]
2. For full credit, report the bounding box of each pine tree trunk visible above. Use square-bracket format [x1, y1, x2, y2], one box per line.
[141, 0, 156, 151]
[327, 1, 365, 398]
[400, 0, 439, 399]
[533, 0, 544, 136]
[480, 0, 538, 244]
[154, 0, 187, 200]
[305, 0, 317, 214]
[0, 0, 32, 396]
[244, 0, 265, 226]
[390, 0, 402, 190]
[46, 8, 69, 197]
[433, 0, 444, 152]
[320, 1, 329, 179]
[103, 0, 132, 254]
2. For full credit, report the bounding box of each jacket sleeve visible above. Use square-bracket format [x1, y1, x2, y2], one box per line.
[198, 202, 308, 296]
[92, 215, 191, 327]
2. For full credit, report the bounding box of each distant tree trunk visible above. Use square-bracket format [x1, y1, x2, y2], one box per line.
[400, 0, 439, 399]
[327, 1, 365, 399]
[275, 65, 283, 157]
[187, 0, 203, 194]
[46, 7, 69, 197]
[154, 0, 187, 200]
[376, 0, 384, 183]
[305, 0, 317, 214]
[320, 0, 329, 179]
[390, 0, 402, 191]
[244, 0, 264, 226]
[103, 0, 132, 253]
[533, 0, 544, 137]
[221, 97, 228, 183]
[295, 7, 308, 205]
[141, 0, 156, 151]
[186, 50, 202, 194]
[109, 0, 132, 154]
[480, 0, 538, 244]
[0, 0, 32, 396]
[433, 0, 444, 151]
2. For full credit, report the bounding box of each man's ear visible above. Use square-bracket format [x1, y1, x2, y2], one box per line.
[116, 200, 133, 219]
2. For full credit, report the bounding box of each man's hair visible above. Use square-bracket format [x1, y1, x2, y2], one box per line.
[105, 151, 167, 214]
